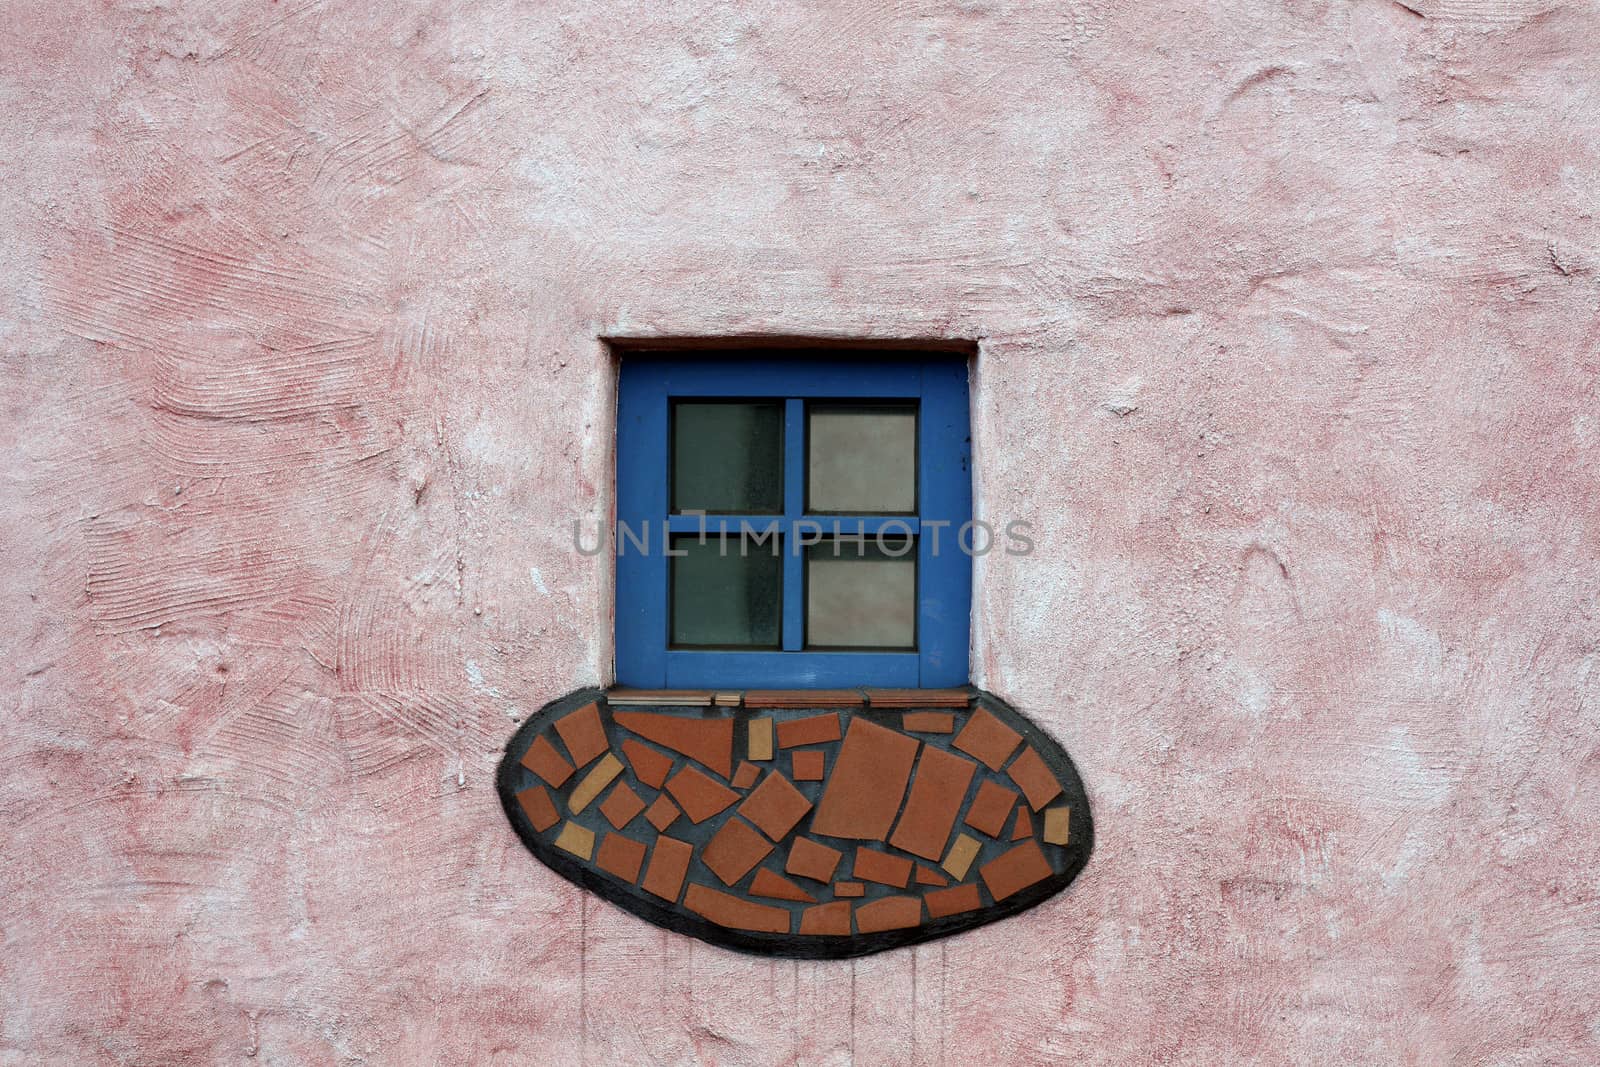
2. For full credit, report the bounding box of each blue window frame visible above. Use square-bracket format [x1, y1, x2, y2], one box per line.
[615, 356, 972, 689]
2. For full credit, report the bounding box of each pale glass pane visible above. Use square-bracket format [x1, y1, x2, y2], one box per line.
[673, 402, 783, 513]
[805, 538, 916, 649]
[671, 535, 782, 647]
[807, 404, 916, 513]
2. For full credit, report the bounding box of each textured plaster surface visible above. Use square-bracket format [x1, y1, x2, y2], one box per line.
[2, 1, 1599, 1063]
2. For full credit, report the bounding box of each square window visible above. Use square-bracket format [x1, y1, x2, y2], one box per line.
[805, 537, 917, 649]
[807, 403, 917, 514]
[670, 534, 782, 648]
[672, 401, 783, 513]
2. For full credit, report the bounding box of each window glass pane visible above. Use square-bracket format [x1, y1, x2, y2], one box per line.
[672, 401, 783, 513]
[805, 537, 916, 649]
[807, 404, 916, 513]
[671, 534, 782, 647]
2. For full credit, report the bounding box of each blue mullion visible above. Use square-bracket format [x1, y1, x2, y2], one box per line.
[664, 514, 921, 535]
[781, 399, 805, 651]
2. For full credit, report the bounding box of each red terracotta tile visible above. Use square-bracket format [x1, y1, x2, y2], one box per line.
[964, 779, 1020, 837]
[833, 881, 865, 898]
[786, 837, 843, 883]
[664, 765, 740, 823]
[641, 834, 693, 903]
[799, 900, 852, 935]
[703, 818, 774, 886]
[924, 882, 983, 919]
[979, 839, 1053, 902]
[621, 738, 672, 789]
[915, 864, 949, 887]
[644, 793, 681, 832]
[553, 702, 608, 768]
[854, 896, 922, 933]
[810, 718, 920, 841]
[791, 749, 826, 781]
[515, 785, 559, 832]
[598, 781, 646, 829]
[888, 745, 978, 861]
[901, 711, 956, 733]
[732, 761, 761, 789]
[737, 771, 813, 841]
[750, 867, 816, 903]
[595, 832, 646, 884]
[1012, 804, 1034, 840]
[519, 734, 574, 788]
[867, 688, 971, 708]
[747, 689, 863, 708]
[1006, 745, 1064, 811]
[614, 710, 733, 779]
[951, 707, 1022, 770]
[852, 846, 913, 889]
[776, 712, 842, 748]
[683, 883, 791, 933]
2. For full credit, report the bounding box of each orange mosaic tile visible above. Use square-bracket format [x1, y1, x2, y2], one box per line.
[732, 761, 761, 789]
[703, 818, 774, 886]
[952, 707, 1022, 770]
[554, 702, 608, 768]
[799, 901, 852, 935]
[641, 835, 693, 903]
[520, 734, 574, 788]
[599, 781, 647, 829]
[810, 718, 919, 841]
[888, 744, 977, 862]
[621, 738, 672, 789]
[964, 779, 1020, 838]
[1012, 805, 1033, 840]
[855, 896, 922, 933]
[852, 846, 913, 889]
[833, 881, 866, 898]
[750, 868, 816, 903]
[915, 864, 949, 887]
[901, 711, 957, 734]
[684, 883, 791, 933]
[1006, 746, 1064, 811]
[775, 712, 842, 748]
[737, 771, 813, 841]
[664, 765, 740, 823]
[644, 793, 681, 832]
[791, 749, 825, 781]
[785, 837, 843, 884]
[515, 785, 559, 833]
[979, 840, 1053, 902]
[924, 883, 983, 919]
[614, 710, 734, 779]
[595, 832, 646, 883]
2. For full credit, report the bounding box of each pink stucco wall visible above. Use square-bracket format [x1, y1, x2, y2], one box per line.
[4, 1, 1598, 1063]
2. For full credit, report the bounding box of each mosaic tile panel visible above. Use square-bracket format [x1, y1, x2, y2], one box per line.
[496, 687, 1094, 958]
